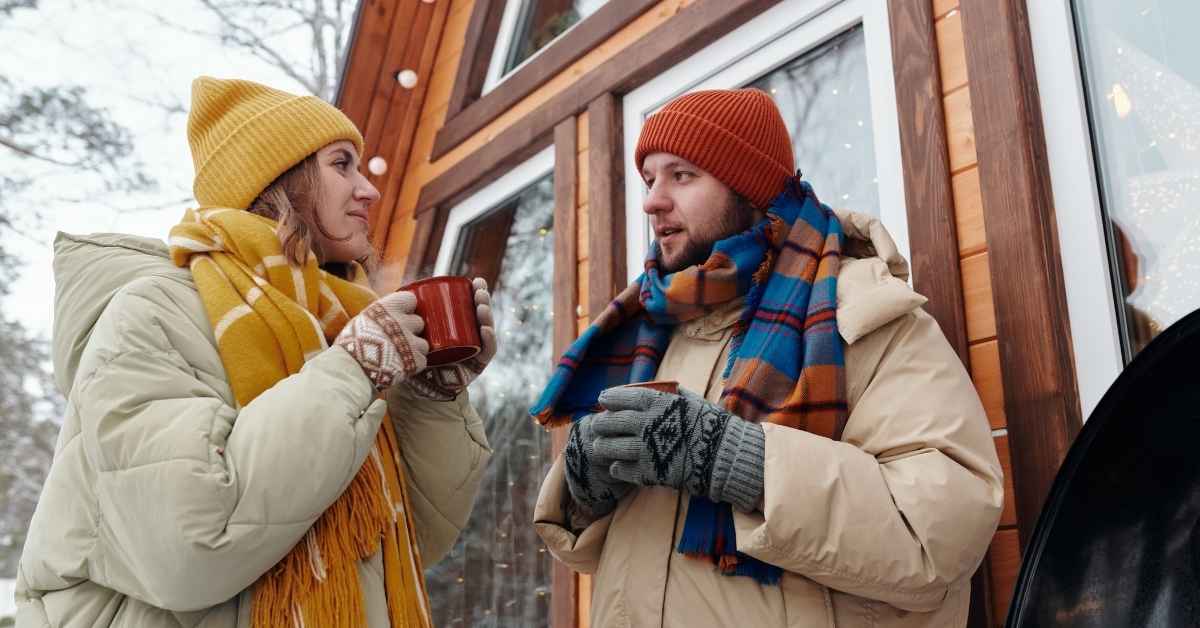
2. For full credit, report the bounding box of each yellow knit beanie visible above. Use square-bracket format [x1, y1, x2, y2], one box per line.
[187, 76, 364, 210]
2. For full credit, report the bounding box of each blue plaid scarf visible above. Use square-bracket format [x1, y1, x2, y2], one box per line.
[531, 179, 846, 585]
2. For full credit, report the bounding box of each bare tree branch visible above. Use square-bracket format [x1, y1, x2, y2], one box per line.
[0, 135, 82, 167]
[196, 0, 322, 95]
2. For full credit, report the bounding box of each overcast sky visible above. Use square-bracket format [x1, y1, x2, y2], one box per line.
[2, 0, 330, 339]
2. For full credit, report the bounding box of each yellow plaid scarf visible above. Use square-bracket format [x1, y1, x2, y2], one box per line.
[169, 208, 432, 627]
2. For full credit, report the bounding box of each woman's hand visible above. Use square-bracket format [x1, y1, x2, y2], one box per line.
[407, 277, 498, 401]
[334, 290, 429, 390]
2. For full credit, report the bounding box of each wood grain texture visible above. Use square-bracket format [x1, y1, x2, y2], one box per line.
[413, 0, 778, 216]
[444, 0, 503, 119]
[369, 1, 448, 254]
[888, 0, 968, 364]
[969, 339, 1007, 429]
[962, 252, 997, 342]
[933, 0, 959, 19]
[988, 529, 1021, 625]
[953, 167, 985, 256]
[944, 87, 977, 173]
[553, 117, 580, 364]
[432, 0, 658, 159]
[935, 11, 968, 95]
[962, 0, 1083, 549]
[586, 93, 626, 317]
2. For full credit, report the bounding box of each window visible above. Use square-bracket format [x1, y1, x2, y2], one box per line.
[484, 0, 609, 92]
[747, 25, 878, 215]
[1029, 0, 1200, 416]
[425, 148, 556, 627]
[622, 0, 906, 283]
[1073, 1, 1200, 358]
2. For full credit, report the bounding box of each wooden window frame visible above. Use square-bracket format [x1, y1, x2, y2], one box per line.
[620, 0, 909, 284]
[432, 0, 658, 161]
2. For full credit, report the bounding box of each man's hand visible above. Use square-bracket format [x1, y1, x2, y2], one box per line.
[591, 386, 765, 512]
[563, 412, 634, 518]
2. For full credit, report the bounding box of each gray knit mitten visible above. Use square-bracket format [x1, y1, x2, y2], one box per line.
[592, 386, 765, 512]
[563, 412, 634, 518]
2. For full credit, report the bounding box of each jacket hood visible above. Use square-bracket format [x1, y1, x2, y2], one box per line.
[51, 232, 190, 395]
[832, 209, 927, 344]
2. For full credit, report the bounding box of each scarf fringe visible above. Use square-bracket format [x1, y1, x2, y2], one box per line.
[251, 440, 393, 627]
[675, 497, 783, 586]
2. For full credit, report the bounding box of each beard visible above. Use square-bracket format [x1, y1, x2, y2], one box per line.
[659, 192, 756, 273]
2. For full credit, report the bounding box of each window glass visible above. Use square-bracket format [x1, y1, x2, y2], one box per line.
[747, 24, 878, 212]
[425, 175, 556, 627]
[503, 0, 607, 75]
[1074, 0, 1200, 357]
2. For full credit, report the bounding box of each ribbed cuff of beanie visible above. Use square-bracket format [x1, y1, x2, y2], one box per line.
[709, 416, 766, 512]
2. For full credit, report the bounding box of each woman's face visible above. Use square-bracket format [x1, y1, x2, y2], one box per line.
[312, 140, 380, 263]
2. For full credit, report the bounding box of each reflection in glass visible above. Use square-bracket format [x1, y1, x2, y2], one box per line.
[503, 0, 607, 74]
[747, 25, 878, 214]
[424, 175, 556, 627]
[1074, 0, 1200, 357]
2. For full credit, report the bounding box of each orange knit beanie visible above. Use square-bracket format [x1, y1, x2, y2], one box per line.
[635, 88, 794, 208]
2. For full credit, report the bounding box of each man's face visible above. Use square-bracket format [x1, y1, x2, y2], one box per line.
[640, 152, 755, 273]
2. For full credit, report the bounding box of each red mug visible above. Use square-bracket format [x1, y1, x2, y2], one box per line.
[398, 275, 482, 366]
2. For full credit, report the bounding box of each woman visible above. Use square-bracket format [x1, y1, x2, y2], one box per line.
[14, 77, 493, 627]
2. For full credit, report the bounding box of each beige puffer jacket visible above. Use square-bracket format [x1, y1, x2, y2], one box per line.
[534, 211, 1003, 627]
[14, 233, 491, 627]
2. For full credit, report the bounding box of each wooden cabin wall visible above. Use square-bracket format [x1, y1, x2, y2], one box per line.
[933, 0, 1021, 624]
[372, 0, 700, 280]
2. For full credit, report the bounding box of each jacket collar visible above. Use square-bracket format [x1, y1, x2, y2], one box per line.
[832, 209, 927, 344]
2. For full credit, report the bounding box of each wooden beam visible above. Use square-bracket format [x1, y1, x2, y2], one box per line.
[553, 121, 580, 624]
[888, 0, 969, 364]
[432, 0, 658, 160]
[550, 130, 580, 627]
[415, 0, 778, 217]
[553, 117, 580, 365]
[416, 131, 555, 217]
[586, 93, 626, 316]
[444, 0, 504, 120]
[960, 0, 1082, 549]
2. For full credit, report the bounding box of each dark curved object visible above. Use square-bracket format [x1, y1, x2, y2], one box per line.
[1006, 308, 1200, 627]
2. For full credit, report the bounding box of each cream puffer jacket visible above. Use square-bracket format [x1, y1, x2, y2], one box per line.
[534, 211, 1004, 627]
[15, 233, 491, 627]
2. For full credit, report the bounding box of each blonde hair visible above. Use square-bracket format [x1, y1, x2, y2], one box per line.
[247, 154, 375, 277]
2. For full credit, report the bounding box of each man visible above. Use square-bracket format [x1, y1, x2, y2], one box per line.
[530, 88, 1002, 627]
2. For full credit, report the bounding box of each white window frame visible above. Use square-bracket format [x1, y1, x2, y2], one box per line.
[482, 0, 608, 94]
[621, 0, 908, 284]
[1026, 0, 1124, 419]
[434, 146, 556, 275]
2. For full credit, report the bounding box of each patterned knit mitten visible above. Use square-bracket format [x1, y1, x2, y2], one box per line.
[592, 386, 765, 512]
[335, 291, 429, 391]
[563, 411, 633, 518]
